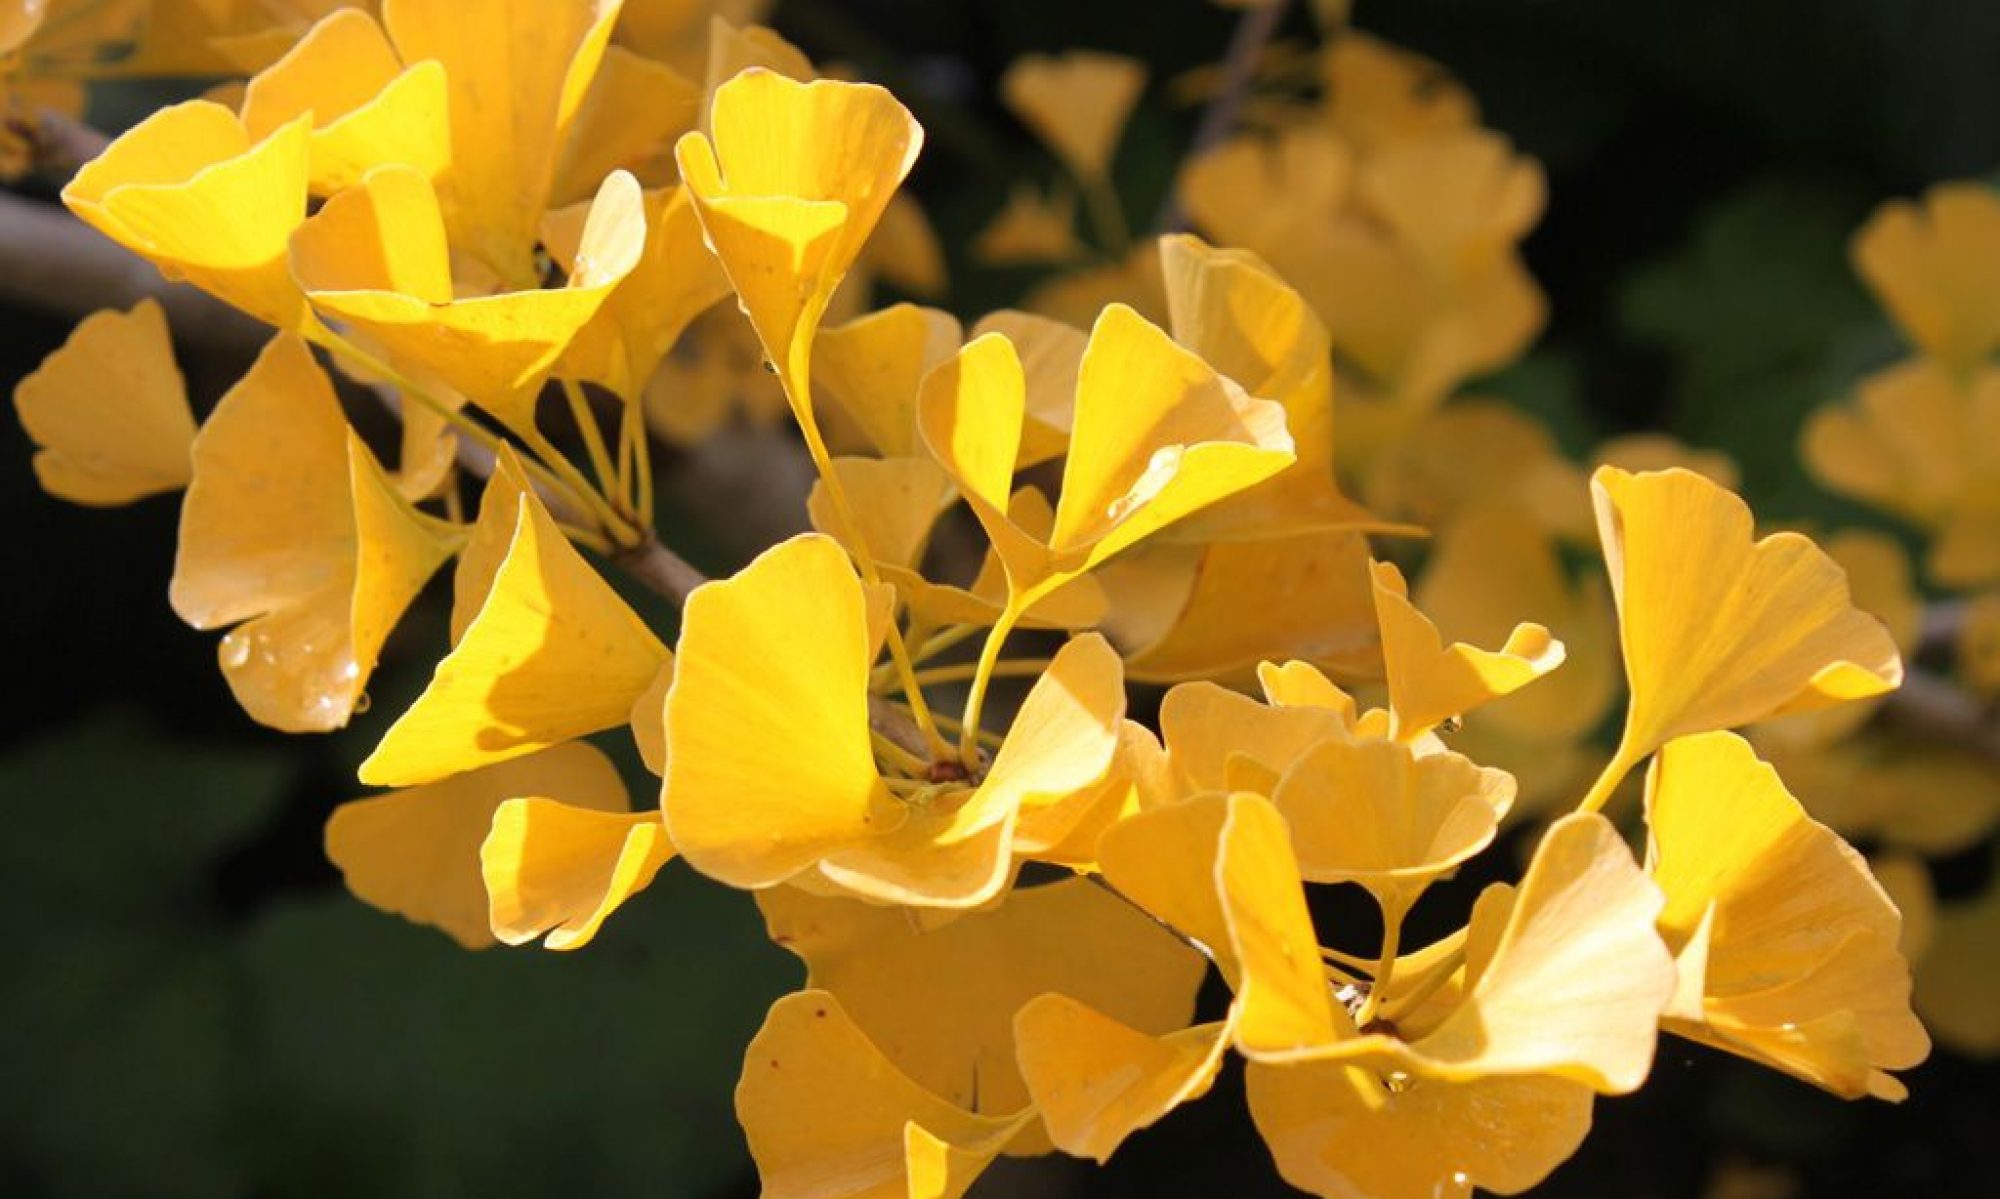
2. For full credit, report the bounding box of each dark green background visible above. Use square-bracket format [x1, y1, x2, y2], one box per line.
[3, 0, 1996, 1194]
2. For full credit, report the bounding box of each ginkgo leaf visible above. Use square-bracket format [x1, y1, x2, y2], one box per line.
[383, 0, 624, 285]
[805, 455, 956, 571]
[65, 101, 312, 329]
[1246, 1060, 1594, 1199]
[675, 70, 921, 391]
[14, 299, 194, 506]
[447, 446, 535, 643]
[1271, 737, 1514, 908]
[1372, 559, 1564, 742]
[1014, 997, 1228, 1163]
[239, 8, 449, 195]
[1851, 181, 2000, 370]
[738, 991, 1034, 1199]
[543, 183, 731, 400]
[1240, 813, 1674, 1096]
[1645, 732, 1929, 1100]
[326, 742, 628, 948]
[757, 874, 1202, 1124]
[360, 486, 670, 786]
[1592, 467, 1902, 766]
[170, 335, 459, 732]
[482, 798, 674, 950]
[1000, 50, 1145, 181]
[815, 633, 1125, 909]
[817, 303, 962, 458]
[661, 534, 894, 889]
[298, 166, 647, 435]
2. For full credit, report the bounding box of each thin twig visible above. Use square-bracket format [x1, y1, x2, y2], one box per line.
[1154, 0, 1293, 233]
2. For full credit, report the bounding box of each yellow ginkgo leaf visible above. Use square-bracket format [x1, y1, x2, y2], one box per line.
[885, 487, 1110, 633]
[1852, 181, 2000, 370]
[1751, 529, 1924, 753]
[675, 70, 922, 397]
[972, 183, 1084, 266]
[1181, 124, 1353, 267]
[288, 160, 453, 302]
[1373, 559, 1564, 742]
[170, 334, 460, 732]
[447, 446, 535, 644]
[238, 8, 449, 195]
[1246, 1060, 1594, 1199]
[298, 166, 647, 435]
[815, 303, 963, 458]
[999, 50, 1145, 181]
[1645, 732, 1929, 1100]
[361, 484, 670, 786]
[1108, 530, 1383, 685]
[814, 633, 1126, 908]
[1801, 359, 1998, 529]
[1097, 792, 1238, 984]
[629, 657, 673, 776]
[543, 183, 731, 400]
[14, 299, 194, 506]
[965, 310, 1084, 468]
[549, 43, 700, 206]
[1242, 813, 1674, 1096]
[805, 455, 955, 571]
[1258, 659, 1360, 716]
[1415, 508, 1618, 745]
[1320, 32, 1478, 153]
[1358, 129, 1544, 285]
[482, 797, 675, 950]
[383, 0, 624, 285]
[1271, 737, 1514, 908]
[1215, 792, 1353, 1055]
[1010, 718, 1160, 868]
[1054, 303, 1294, 565]
[1013, 997, 1229, 1163]
[1591, 467, 1903, 783]
[920, 303, 1295, 611]
[64, 101, 312, 329]
[758, 875, 1203, 1127]
[1158, 680, 1352, 798]
[326, 742, 629, 948]
[1157, 234, 1396, 541]
[662, 533, 897, 890]
[700, 15, 815, 103]
[738, 991, 1034, 1199]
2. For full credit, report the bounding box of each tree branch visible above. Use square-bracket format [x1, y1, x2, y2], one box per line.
[0, 189, 266, 354]
[8, 106, 111, 180]
[1879, 669, 2000, 767]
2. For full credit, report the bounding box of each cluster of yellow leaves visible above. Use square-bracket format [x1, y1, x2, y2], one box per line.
[7, 6, 1949, 1198]
[1779, 180, 2000, 1057]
